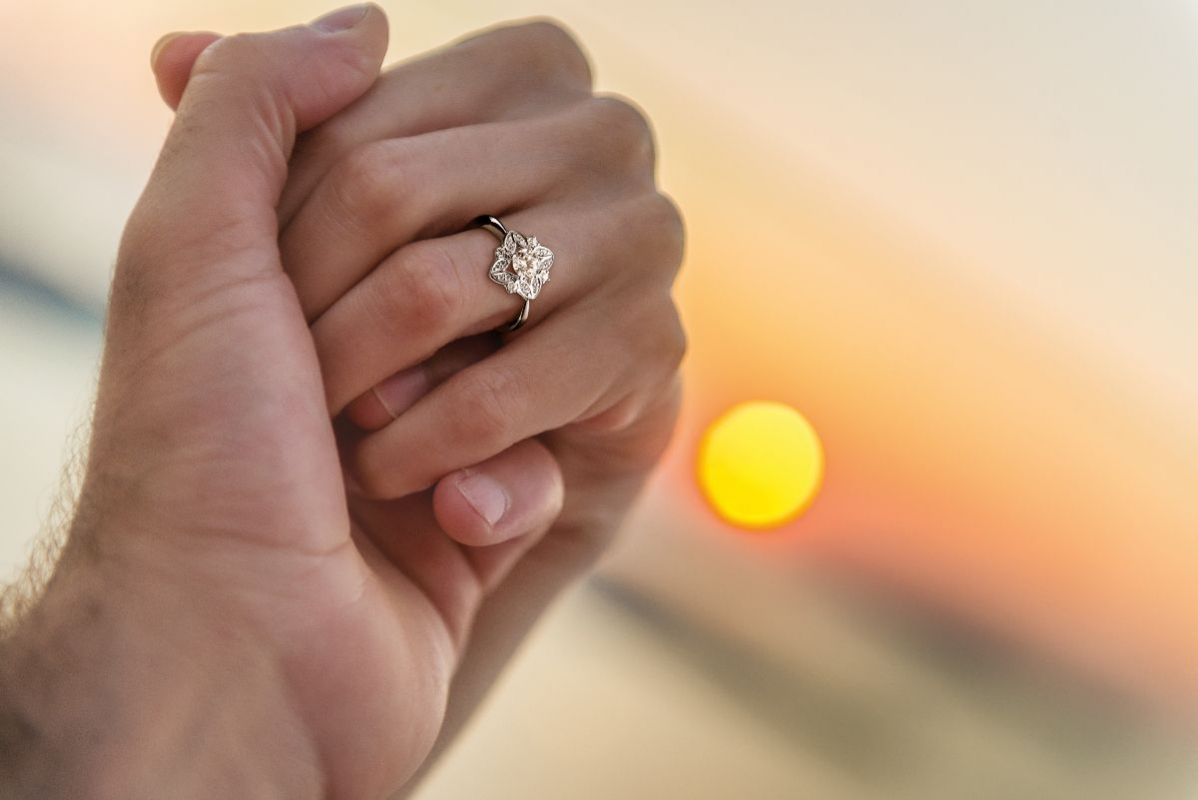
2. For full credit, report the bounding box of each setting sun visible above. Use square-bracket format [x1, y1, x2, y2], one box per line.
[697, 401, 824, 530]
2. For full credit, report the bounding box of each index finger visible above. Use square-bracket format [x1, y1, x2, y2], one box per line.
[279, 19, 593, 224]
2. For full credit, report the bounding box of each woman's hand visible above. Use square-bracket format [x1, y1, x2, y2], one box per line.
[156, 15, 687, 779]
[283, 19, 688, 774]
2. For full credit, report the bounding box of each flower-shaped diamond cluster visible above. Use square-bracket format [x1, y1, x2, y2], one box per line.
[489, 230, 553, 301]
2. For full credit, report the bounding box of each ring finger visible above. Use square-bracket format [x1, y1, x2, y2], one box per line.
[281, 98, 651, 322]
[311, 201, 619, 414]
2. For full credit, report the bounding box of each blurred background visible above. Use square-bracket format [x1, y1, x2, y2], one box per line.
[2, 1, 1197, 797]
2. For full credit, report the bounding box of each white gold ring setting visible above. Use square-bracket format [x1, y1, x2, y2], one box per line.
[474, 215, 553, 332]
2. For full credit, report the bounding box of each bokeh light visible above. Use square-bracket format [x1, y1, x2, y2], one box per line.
[697, 401, 824, 529]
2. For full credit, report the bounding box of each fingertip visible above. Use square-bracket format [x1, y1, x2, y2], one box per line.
[432, 440, 565, 548]
[434, 470, 510, 548]
[310, 3, 390, 91]
[150, 32, 182, 69]
[151, 31, 221, 110]
[344, 367, 429, 432]
[351, 3, 390, 49]
[344, 388, 397, 432]
[349, 4, 391, 84]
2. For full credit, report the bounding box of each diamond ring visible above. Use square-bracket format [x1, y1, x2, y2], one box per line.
[474, 215, 553, 332]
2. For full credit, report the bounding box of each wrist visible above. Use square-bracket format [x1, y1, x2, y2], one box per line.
[0, 529, 321, 800]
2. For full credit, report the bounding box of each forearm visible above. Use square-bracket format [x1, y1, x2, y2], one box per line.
[0, 538, 321, 800]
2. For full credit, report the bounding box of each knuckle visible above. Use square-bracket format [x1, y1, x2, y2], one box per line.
[662, 303, 689, 369]
[519, 19, 580, 52]
[391, 242, 464, 332]
[330, 140, 410, 230]
[592, 95, 651, 140]
[621, 193, 685, 275]
[648, 192, 687, 270]
[454, 366, 527, 448]
[512, 19, 593, 87]
[629, 298, 686, 374]
[590, 96, 655, 166]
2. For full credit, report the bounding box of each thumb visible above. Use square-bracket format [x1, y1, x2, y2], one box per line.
[122, 4, 387, 290]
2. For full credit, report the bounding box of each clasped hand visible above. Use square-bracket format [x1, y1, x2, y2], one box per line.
[1, 5, 684, 800]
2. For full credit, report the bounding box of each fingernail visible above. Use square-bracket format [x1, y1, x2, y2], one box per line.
[456, 472, 509, 527]
[311, 3, 371, 32]
[373, 366, 429, 420]
[150, 32, 181, 67]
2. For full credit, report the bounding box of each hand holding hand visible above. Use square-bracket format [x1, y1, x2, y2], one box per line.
[2, 8, 684, 799]
[153, 16, 687, 773]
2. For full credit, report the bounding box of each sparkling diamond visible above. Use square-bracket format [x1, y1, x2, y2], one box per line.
[490, 230, 553, 300]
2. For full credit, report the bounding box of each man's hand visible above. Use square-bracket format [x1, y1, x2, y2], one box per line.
[2, 7, 567, 799]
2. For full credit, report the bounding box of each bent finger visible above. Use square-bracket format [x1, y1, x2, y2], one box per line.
[344, 334, 500, 430]
[350, 308, 625, 498]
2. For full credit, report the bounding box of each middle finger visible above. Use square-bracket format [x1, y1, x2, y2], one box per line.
[279, 20, 594, 223]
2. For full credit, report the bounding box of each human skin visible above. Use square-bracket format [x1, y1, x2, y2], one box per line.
[0, 6, 684, 799]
